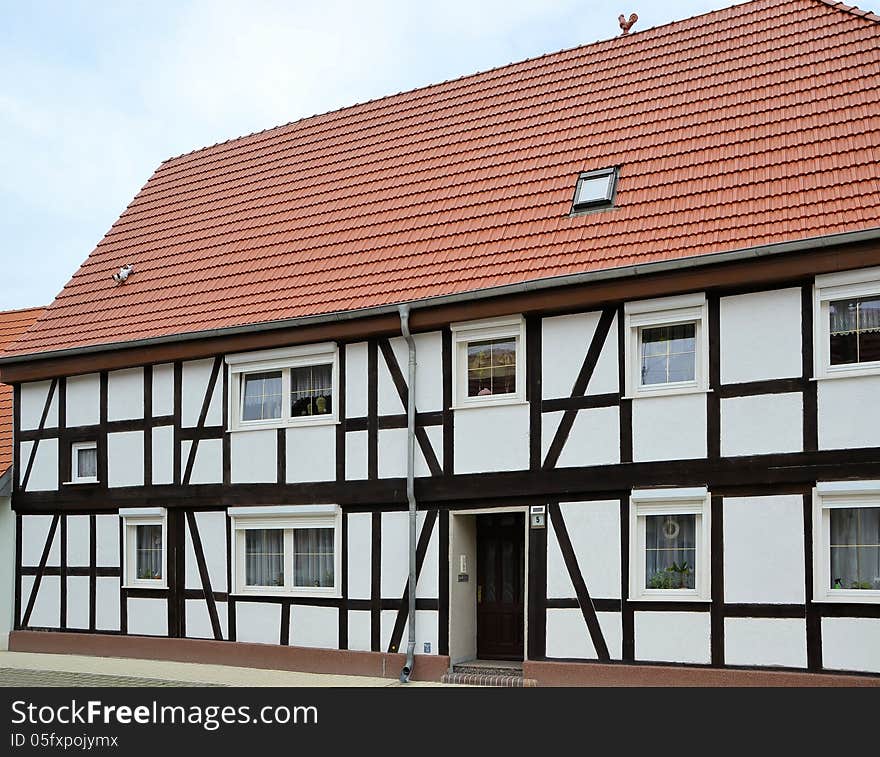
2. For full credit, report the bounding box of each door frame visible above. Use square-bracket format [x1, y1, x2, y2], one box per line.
[448, 506, 530, 664]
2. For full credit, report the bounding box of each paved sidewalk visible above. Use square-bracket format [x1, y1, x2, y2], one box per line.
[0, 651, 452, 687]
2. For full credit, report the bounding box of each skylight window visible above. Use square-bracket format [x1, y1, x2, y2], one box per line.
[572, 167, 618, 211]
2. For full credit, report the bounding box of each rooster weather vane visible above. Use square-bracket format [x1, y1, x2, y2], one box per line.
[619, 13, 638, 35]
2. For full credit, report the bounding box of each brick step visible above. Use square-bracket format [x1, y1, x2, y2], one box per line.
[442, 670, 537, 687]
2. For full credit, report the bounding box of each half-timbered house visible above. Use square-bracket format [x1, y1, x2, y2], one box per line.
[2, 0, 880, 684]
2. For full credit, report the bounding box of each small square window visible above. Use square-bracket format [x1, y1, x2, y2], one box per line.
[630, 488, 711, 601]
[121, 508, 167, 588]
[624, 293, 708, 398]
[242, 371, 283, 422]
[572, 167, 618, 211]
[813, 481, 880, 603]
[71, 441, 98, 483]
[451, 316, 526, 408]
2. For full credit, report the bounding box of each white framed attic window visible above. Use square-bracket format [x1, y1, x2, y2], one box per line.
[230, 505, 342, 597]
[71, 441, 98, 484]
[624, 293, 709, 398]
[451, 315, 526, 408]
[226, 343, 339, 431]
[121, 508, 167, 588]
[813, 481, 880, 604]
[629, 488, 711, 601]
[571, 167, 619, 212]
[814, 267, 880, 380]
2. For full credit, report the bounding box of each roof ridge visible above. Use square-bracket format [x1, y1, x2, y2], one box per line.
[158, 0, 762, 167]
[813, 0, 880, 22]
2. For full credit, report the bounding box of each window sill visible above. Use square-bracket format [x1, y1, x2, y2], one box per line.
[452, 397, 528, 411]
[231, 590, 341, 599]
[628, 594, 712, 602]
[123, 583, 168, 590]
[812, 365, 880, 381]
[625, 387, 711, 401]
[812, 593, 880, 604]
[230, 417, 339, 433]
[62, 480, 99, 486]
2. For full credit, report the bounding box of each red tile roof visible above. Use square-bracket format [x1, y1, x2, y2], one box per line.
[6, 0, 880, 358]
[0, 308, 45, 473]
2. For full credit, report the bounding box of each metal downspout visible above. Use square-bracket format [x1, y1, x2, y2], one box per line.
[398, 304, 417, 683]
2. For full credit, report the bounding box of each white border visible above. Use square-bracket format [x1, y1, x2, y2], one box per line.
[122, 508, 168, 589]
[69, 441, 98, 484]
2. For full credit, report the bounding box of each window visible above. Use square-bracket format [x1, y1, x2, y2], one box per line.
[71, 441, 98, 483]
[226, 343, 339, 430]
[813, 481, 880, 603]
[814, 267, 880, 379]
[571, 167, 618, 212]
[624, 293, 708, 398]
[230, 505, 341, 596]
[451, 316, 526, 407]
[121, 508, 167, 588]
[629, 488, 711, 601]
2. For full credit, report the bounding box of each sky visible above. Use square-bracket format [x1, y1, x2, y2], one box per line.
[0, 0, 737, 311]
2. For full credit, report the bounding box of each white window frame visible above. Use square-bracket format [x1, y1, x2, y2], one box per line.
[812, 480, 880, 604]
[70, 441, 98, 484]
[813, 267, 880, 380]
[451, 315, 526, 409]
[624, 293, 709, 399]
[230, 505, 342, 598]
[629, 487, 711, 601]
[226, 343, 339, 431]
[121, 507, 167, 589]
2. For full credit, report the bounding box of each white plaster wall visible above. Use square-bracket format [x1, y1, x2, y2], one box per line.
[416, 514, 439, 599]
[632, 393, 707, 462]
[181, 359, 222, 427]
[184, 511, 227, 593]
[381, 511, 433, 599]
[721, 393, 803, 456]
[21, 439, 58, 492]
[724, 617, 807, 668]
[818, 376, 880, 450]
[151, 364, 174, 417]
[634, 611, 711, 664]
[151, 425, 174, 485]
[454, 403, 529, 474]
[21, 575, 60, 628]
[720, 288, 802, 383]
[21, 515, 59, 566]
[345, 342, 368, 418]
[821, 617, 880, 674]
[381, 609, 437, 655]
[66, 515, 90, 567]
[449, 514, 477, 664]
[107, 431, 144, 488]
[20, 381, 57, 431]
[287, 425, 335, 483]
[107, 367, 144, 421]
[186, 599, 228, 640]
[290, 605, 338, 648]
[547, 501, 621, 600]
[181, 439, 223, 484]
[542, 407, 620, 468]
[231, 429, 276, 484]
[723, 495, 804, 604]
[95, 514, 120, 568]
[345, 431, 368, 480]
[347, 512, 372, 600]
[380, 333, 444, 414]
[66, 575, 90, 630]
[127, 597, 167, 636]
[545, 608, 622, 660]
[95, 577, 120, 631]
[0, 497, 14, 647]
[378, 426, 442, 478]
[347, 610, 372, 652]
[65, 374, 100, 427]
[378, 345, 405, 416]
[542, 312, 619, 399]
[235, 602, 281, 645]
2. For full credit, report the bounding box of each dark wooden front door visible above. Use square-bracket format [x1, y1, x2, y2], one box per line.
[476, 513, 525, 660]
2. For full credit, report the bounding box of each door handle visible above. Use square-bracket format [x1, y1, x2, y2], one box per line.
[477, 585, 482, 604]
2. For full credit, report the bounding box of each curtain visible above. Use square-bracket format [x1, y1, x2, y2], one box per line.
[290, 364, 333, 417]
[77, 447, 97, 478]
[135, 525, 163, 580]
[830, 508, 880, 590]
[467, 338, 516, 397]
[644, 514, 696, 589]
[830, 297, 880, 365]
[245, 529, 285, 587]
[293, 528, 334, 587]
[242, 371, 283, 421]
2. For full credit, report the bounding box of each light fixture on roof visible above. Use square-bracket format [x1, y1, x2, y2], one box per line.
[112, 264, 134, 285]
[619, 13, 638, 35]
[571, 167, 619, 213]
